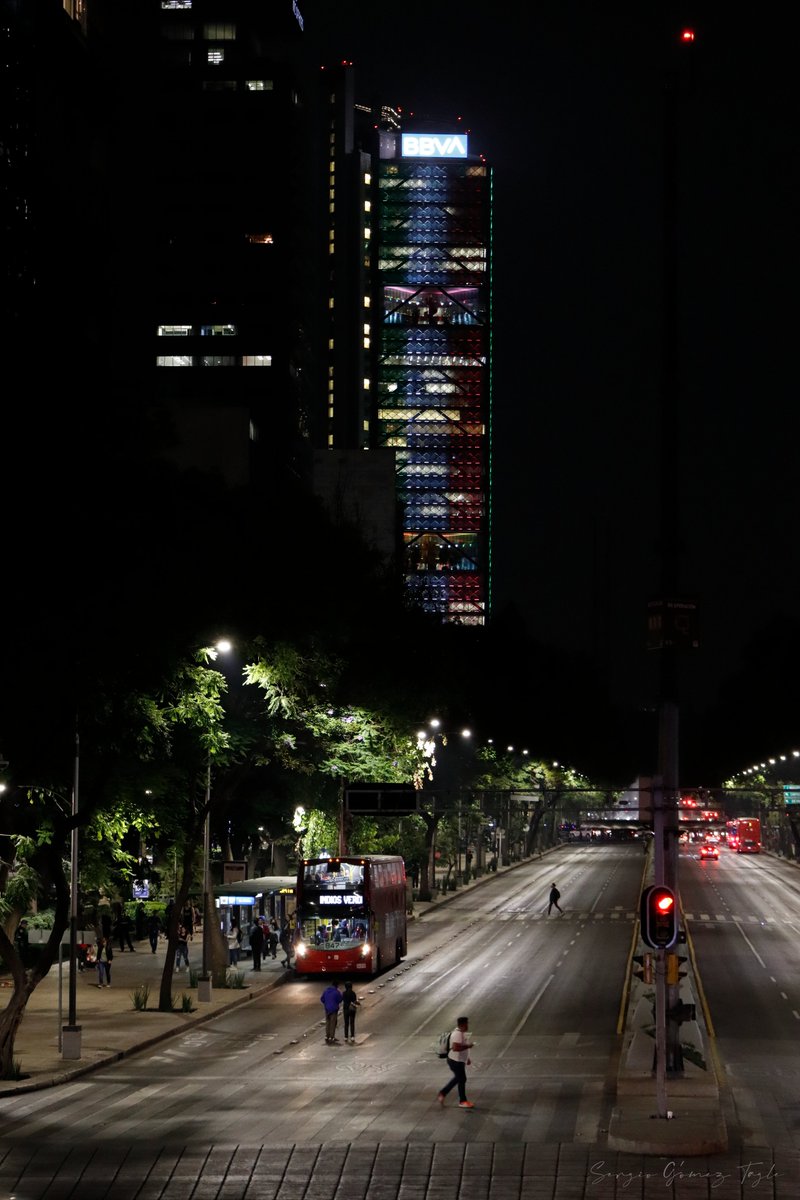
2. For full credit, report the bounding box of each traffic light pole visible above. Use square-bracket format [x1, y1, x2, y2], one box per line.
[654, 948, 668, 1118]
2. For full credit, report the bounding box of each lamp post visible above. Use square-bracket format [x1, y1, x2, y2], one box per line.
[197, 637, 232, 1004]
[63, 726, 81, 1058]
[198, 754, 213, 1003]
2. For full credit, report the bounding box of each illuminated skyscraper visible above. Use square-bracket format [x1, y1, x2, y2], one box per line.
[374, 130, 492, 625]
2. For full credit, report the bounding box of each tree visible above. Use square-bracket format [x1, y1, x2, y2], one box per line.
[0, 792, 71, 1079]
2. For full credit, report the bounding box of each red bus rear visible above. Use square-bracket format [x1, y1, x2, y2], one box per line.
[293, 855, 407, 976]
[726, 817, 761, 853]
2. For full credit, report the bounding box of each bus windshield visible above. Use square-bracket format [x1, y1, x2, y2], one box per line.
[294, 854, 407, 976]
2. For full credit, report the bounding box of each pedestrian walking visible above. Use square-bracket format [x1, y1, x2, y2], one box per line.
[547, 883, 563, 916]
[342, 981, 360, 1044]
[95, 935, 113, 987]
[279, 922, 294, 969]
[436, 1016, 475, 1109]
[134, 902, 146, 941]
[114, 912, 135, 951]
[147, 912, 162, 954]
[175, 923, 190, 970]
[249, 919, 265, 970]
[320, 981, 343, 1043]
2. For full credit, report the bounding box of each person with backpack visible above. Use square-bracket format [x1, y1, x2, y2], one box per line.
[547, 882, 563, 916]
[436, 1015, 475, 1109]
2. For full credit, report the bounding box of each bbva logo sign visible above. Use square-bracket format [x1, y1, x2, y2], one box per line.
[401, 133, 468, 159]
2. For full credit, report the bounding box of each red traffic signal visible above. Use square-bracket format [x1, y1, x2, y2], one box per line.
[640, 884, 678, 949]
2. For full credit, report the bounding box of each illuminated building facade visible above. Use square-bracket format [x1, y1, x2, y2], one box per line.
[374, 131, 492, 625]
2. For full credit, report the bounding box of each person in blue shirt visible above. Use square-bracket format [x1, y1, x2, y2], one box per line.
[320, 982, 343, 1044]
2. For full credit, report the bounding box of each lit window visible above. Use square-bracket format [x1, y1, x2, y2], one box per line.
[203, 23, 236, 38]
[245, 80, 273, 91]
[363, 324, 370, 336]
[364, 200, 371, 212]
[364, 226, 371, 239]
[200, 324, 236, 336]
[162, 0, 191, 8]
[329, 243, 334, 254]
[327, 434, 334, 446]
[328, 298, 334, 309]
[242, 355, 272, 367]
[201, 355, 236, 366]
[157, 355, 193, 366]
[158, 324, 192, 336]
[363, 337, 370, 349]
[246, 233, 273, 244]
[207, 49, 224, 65]
[364, 172, 371, 184]
[328, 406, 335, 419]
[328, 339, 335, 350]
[363, 378, 370, 389]
[363, 296, 370, 307]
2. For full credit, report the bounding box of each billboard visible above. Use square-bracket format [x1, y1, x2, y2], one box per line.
[401, 133, 468, 159]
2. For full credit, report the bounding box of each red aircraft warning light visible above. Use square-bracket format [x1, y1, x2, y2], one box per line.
[681, 29, 696, 43]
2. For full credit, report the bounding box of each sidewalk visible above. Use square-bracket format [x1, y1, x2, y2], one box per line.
[0, 934, 290, 1096]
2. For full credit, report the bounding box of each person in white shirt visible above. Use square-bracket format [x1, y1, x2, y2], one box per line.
[436, 1016, 475, 1109]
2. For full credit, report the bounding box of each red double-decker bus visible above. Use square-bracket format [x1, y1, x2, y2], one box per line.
[293, 855, 407, 976]
[726, 817, 761, 853]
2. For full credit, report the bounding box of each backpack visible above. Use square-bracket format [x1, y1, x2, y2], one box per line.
[436, 1031, 451, 1059]
[552, 888, 560, 901]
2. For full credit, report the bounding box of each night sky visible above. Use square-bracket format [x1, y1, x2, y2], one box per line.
[304, 3, 800, 775]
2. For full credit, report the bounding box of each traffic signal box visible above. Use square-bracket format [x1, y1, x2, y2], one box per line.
[632, 952, 653, 984]
[640, 884, 678, 949]
[665, 952, 687, 985]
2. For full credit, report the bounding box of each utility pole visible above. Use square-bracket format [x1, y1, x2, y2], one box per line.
[649, 26, 699, 1097]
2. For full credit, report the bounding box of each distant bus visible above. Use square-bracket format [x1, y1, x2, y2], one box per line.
[293, 855, 407, 976]
[726, 817, 761, 853]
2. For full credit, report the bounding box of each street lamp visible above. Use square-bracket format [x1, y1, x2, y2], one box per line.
[197, 638, 232, 1004]
[64, 726, 81, 1058]
[198, 753, 214, 1003]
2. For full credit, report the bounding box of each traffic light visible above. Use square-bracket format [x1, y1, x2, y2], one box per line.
[640, 884, 678, 949]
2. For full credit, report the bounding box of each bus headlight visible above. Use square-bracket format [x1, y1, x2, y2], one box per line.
[360, 942, 371, 957]
[295, 942, 307, 957]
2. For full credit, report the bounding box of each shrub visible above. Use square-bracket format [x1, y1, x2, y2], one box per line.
[131, 984, 150, 1011]
[226, 970, 246, 989]
[180, 993, 195, 1013]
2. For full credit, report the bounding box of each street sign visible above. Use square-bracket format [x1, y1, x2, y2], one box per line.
[345, 784, 419, 814]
